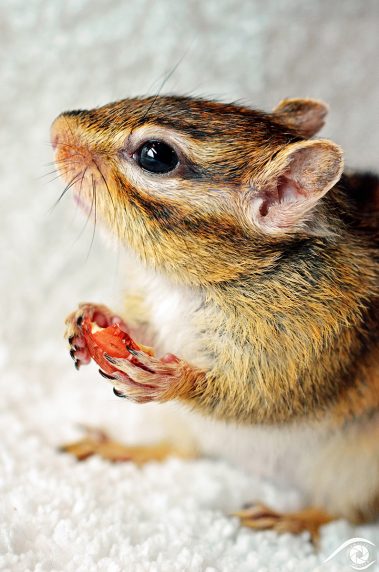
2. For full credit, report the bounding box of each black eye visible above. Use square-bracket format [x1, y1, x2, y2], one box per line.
[134, 140, 179, 174]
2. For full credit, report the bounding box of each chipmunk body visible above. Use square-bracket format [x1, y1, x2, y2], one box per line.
[52, 95, 379, 528]
[124, 237, 379, 522]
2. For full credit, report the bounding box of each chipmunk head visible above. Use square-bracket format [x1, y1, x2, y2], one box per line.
[51, 96, 343, 285]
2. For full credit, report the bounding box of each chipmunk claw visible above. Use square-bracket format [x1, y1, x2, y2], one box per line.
[98, 369, 116, 380]
[113, 387, 127, 398]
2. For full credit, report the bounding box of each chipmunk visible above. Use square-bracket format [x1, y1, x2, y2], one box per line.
[51, 95, 379, 538]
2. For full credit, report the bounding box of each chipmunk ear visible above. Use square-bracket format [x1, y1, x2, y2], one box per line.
[249, 139, 343, 235]
[273, 98, 328, 137]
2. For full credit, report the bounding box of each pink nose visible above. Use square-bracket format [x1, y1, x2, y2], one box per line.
[50, 110, 87, 150]
[50, 115, 71, 151]
[51, 132, 59, 151]
[50, 113, 94, 186]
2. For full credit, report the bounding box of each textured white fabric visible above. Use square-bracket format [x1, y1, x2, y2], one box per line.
[1, 1, 379, 570]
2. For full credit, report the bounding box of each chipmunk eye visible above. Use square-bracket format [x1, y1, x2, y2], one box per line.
[134, 140, 179, 174]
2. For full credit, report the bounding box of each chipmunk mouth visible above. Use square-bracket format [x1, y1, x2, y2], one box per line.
[53, 154, 96, 216]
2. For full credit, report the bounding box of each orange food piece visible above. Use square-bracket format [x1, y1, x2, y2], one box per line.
[81, 316, 150, 375]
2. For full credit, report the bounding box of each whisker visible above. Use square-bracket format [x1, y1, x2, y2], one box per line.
[43, 141, 83, 152]
[43, 160, 81, 172]
[44, 169, 75, 185]
[86, 174, 97, 260]
[93, 158, 116, 228]
[86, 173, 96, 231]
[44, 157, 80, 167]
[72, 167, 95, 244]
[131, 48, 191, 133]
[48, 172, 82, 213]
[40, 165, 79, 180]
[40, 168, 59, 179]
[41, 155, 83, 183]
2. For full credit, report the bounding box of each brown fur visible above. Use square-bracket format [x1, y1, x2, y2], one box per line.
[52, 95, 379, 523]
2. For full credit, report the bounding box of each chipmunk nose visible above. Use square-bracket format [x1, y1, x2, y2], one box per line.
[50, 111, 97, 188]
[50, 110, 88, 150]
[50, 109, 85, 147]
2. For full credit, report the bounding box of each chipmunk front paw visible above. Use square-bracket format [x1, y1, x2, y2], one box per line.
[65, 305, 198, 403]
[65, 303, 128, 370]
[105, 351, 192, 404]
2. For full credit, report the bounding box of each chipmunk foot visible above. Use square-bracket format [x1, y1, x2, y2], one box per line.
[65, 303, 128, 369]
[234, 503, 333, 542]
[60, 425, 197, 464]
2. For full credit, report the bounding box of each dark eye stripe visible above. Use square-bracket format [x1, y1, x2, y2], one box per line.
[134, 140, 179, 174]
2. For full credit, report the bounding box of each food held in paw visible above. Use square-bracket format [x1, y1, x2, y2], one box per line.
[80, 316, 153, 375]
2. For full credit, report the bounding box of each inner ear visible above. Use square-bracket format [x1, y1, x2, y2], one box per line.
[259, 174, 302, 217]
[250, 139, 344, 235]
[273, 98, 329, 138]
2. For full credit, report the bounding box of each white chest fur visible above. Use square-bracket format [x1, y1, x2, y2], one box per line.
[142, 271, 213, 369]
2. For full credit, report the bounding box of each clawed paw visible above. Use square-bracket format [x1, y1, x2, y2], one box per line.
[64, 303, 191, 403]
[65, 303, 128, 370]
[104, 351, 182, 403]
